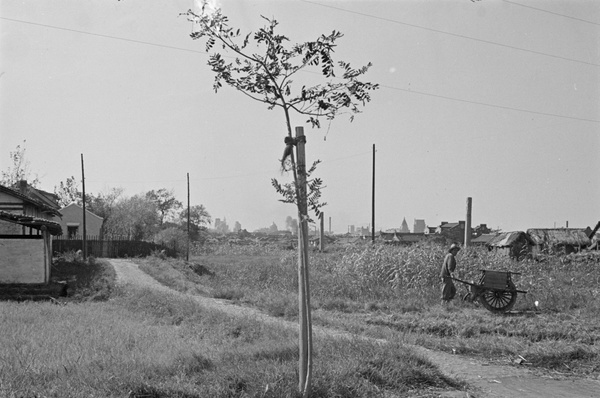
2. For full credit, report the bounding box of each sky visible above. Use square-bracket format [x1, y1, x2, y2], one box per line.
[1, 0, 599, 234]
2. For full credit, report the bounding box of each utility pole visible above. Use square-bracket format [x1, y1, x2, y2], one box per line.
[81, 154, 87, 260]
[187, 173, 190, 262]
[371, 144, 375, 244]
[465, 197, 472, 247]
[319, 212, 325, 252]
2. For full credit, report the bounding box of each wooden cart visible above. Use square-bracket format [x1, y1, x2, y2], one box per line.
[452, 270, 527, 313]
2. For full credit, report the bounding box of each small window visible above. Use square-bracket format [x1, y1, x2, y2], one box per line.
[68, 225, 79, 239]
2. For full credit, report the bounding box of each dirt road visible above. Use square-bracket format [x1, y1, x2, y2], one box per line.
[110, 259, 600, 398]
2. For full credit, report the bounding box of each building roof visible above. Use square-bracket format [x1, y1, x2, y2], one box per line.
[471, 233, 497, 244]
[60, 203, 103, 221]
[487, 231, 531, 247]
[0, 183, 61, 217]
[440, 222, 462, 229]
[380, 231, 425, 243]
[527, 228, 591, 247]
[0, 210, 63, 235]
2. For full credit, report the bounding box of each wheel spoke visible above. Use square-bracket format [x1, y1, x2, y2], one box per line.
[480, 290, 517, 312]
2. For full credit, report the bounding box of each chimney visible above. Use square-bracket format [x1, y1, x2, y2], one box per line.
[19, 180, 28, 195]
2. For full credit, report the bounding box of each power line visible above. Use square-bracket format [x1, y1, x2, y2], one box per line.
[0, 16, 207, 55]
[381, 83, 600, 123]
[85, 151, 373, 185]
[501, 0, 600, 26]
[2, 15, 599, 123]
[300, 0, 600, 68]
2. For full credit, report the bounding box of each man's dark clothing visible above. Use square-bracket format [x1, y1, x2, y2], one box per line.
[440, 252, 457, 301]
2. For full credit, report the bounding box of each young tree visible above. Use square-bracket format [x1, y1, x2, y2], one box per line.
[54, 176, 82, 207]
[1, 140, 40, 188]
[185, 4, 377, 396]
[153, 227, 188, 255]
[85, 188, 124, 237]
[145, 188, 183, 225]
[103, 194, 159, 240]
[285, 215, 299, 235]
[179, 204, 211, 240]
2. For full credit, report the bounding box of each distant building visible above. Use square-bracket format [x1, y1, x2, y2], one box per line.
[381, 230, 426, 245]
[433, 221, 491, 242]
[358, 226, 370, 236]
[54, 203, 103, 238]
[436, 221, 466, 243]
[214, 217, 229, 234]
[474, 223, 492, 237]
[413, 219, 426, 234]
[399, 217, 410, 233]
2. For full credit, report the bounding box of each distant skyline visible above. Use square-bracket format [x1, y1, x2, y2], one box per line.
[1, 0, 598, 233]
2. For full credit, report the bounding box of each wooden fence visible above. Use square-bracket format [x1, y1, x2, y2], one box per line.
[52, 236, 177, 258]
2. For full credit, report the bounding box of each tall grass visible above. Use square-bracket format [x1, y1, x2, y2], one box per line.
[177, 241, 600, 375]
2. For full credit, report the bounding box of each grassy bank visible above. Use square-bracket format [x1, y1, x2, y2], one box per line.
[138, 242, 600, 376]
[0, 283, 463, 397]
[51, 252, 116, 302]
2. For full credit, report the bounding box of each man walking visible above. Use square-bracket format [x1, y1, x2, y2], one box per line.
[440, 243, 460, 304]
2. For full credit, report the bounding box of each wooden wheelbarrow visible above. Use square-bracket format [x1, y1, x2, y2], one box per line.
[452, 270, 527, 313]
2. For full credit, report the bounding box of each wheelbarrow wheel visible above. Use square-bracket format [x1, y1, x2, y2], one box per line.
[479, 289, 517, 313]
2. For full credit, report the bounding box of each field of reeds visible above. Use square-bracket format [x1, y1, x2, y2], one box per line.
[144, 241, 600, 376]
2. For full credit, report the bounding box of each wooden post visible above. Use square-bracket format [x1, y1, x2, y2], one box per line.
[465, 197, 472, 247]
[187, 173, 190, 262]
[371, 144, 375, 244]
[81, 154, 87, 260]
[319, 212, 324, 252]
[295, 126, 312, 397]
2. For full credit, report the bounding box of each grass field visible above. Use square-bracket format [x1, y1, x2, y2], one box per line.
[1, 249, 465, 398]
[141, 242, 600, 377]
[1, 244, 598, 397]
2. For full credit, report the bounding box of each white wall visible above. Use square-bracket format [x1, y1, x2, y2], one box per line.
[0, 238, 46, 283]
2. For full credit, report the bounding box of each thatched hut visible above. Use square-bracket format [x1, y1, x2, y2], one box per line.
[527, 228, 591, 255]
[471, 233, 497, 247]
[487, 231, 533, 260]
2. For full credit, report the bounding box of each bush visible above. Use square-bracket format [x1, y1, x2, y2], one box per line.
[51, 252, 116, 301]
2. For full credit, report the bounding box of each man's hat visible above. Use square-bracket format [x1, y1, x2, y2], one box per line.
[449, 243, 461, 252]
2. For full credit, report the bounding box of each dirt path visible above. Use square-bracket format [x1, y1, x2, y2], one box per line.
[110, 259, 600, 398]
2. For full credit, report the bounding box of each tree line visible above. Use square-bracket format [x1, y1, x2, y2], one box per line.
[57, 178, 212, 251]
[2, 143, 211, 252]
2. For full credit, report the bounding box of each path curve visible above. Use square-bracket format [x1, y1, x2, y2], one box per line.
[110, 259, 600, 398]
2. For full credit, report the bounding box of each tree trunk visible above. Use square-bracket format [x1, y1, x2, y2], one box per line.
[295, 126, 313, 397]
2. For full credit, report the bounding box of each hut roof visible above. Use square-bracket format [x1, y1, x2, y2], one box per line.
[526, 228, 591, 247]
[471, 233, 497, 244]
[487, 231, 531, 247]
